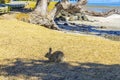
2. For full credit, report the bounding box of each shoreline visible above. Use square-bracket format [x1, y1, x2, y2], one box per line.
[69, 14, 120, 30]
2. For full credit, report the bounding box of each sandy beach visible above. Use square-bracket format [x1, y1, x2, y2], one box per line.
[70, 14, 120, 30]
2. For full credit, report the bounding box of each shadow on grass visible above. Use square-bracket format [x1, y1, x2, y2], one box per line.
[0, 58, 120, 80]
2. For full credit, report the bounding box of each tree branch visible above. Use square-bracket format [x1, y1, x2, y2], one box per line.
[77, 0, 87, 5]
[85, 9, 118, 17]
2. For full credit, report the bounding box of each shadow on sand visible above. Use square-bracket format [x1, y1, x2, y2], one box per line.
[0, 58, 120, 80]
[56, 21, 120, 41]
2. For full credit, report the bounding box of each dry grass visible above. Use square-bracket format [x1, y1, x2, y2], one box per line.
[0, 19, 120, 80]
[48, 2, 57, 12]
[15, 13, 30, 21]
[24, 1, 57, 11]
[24, 1, 36, 9]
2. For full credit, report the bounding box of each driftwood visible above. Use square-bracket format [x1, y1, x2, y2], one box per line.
[27, 0, 88, 30]
[85, 9, 120, 17]
[26, 0, 119, 29]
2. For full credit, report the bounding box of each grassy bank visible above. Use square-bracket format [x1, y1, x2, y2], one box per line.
[0, 19, 120, 79]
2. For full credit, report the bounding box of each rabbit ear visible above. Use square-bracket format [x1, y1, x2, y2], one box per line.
[49, 48, 52, 53]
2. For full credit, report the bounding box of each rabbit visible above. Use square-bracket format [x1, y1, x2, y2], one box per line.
[45, 48, 64, 63]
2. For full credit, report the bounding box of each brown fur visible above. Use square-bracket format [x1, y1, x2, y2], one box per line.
[45, 48, 64, 63]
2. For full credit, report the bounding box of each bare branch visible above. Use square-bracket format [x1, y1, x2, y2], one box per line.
[85, 9, 118, 17]
[77, 0, 87, 5]
[61, 0, 71, 9]
[48, 0, 88, 18]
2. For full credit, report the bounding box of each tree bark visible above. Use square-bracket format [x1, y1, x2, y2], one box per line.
[28, 0, 118, 30]
[85, 9, 118, 17]
[34, 0, 48, 16]
[28, 0, 58, 30]
[14, 0, 116, 29]
[28, 0, 88, 30]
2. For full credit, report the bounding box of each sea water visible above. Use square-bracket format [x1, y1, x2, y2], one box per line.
[86, 3, 120, 12]
[87, 3, 120, 7]
[55, 2, 120, 38]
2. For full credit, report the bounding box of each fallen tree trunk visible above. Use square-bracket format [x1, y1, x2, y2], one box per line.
[85, 9, 119, 17]
[27, 0, 87, 30]
[22, 0, 119, 30]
